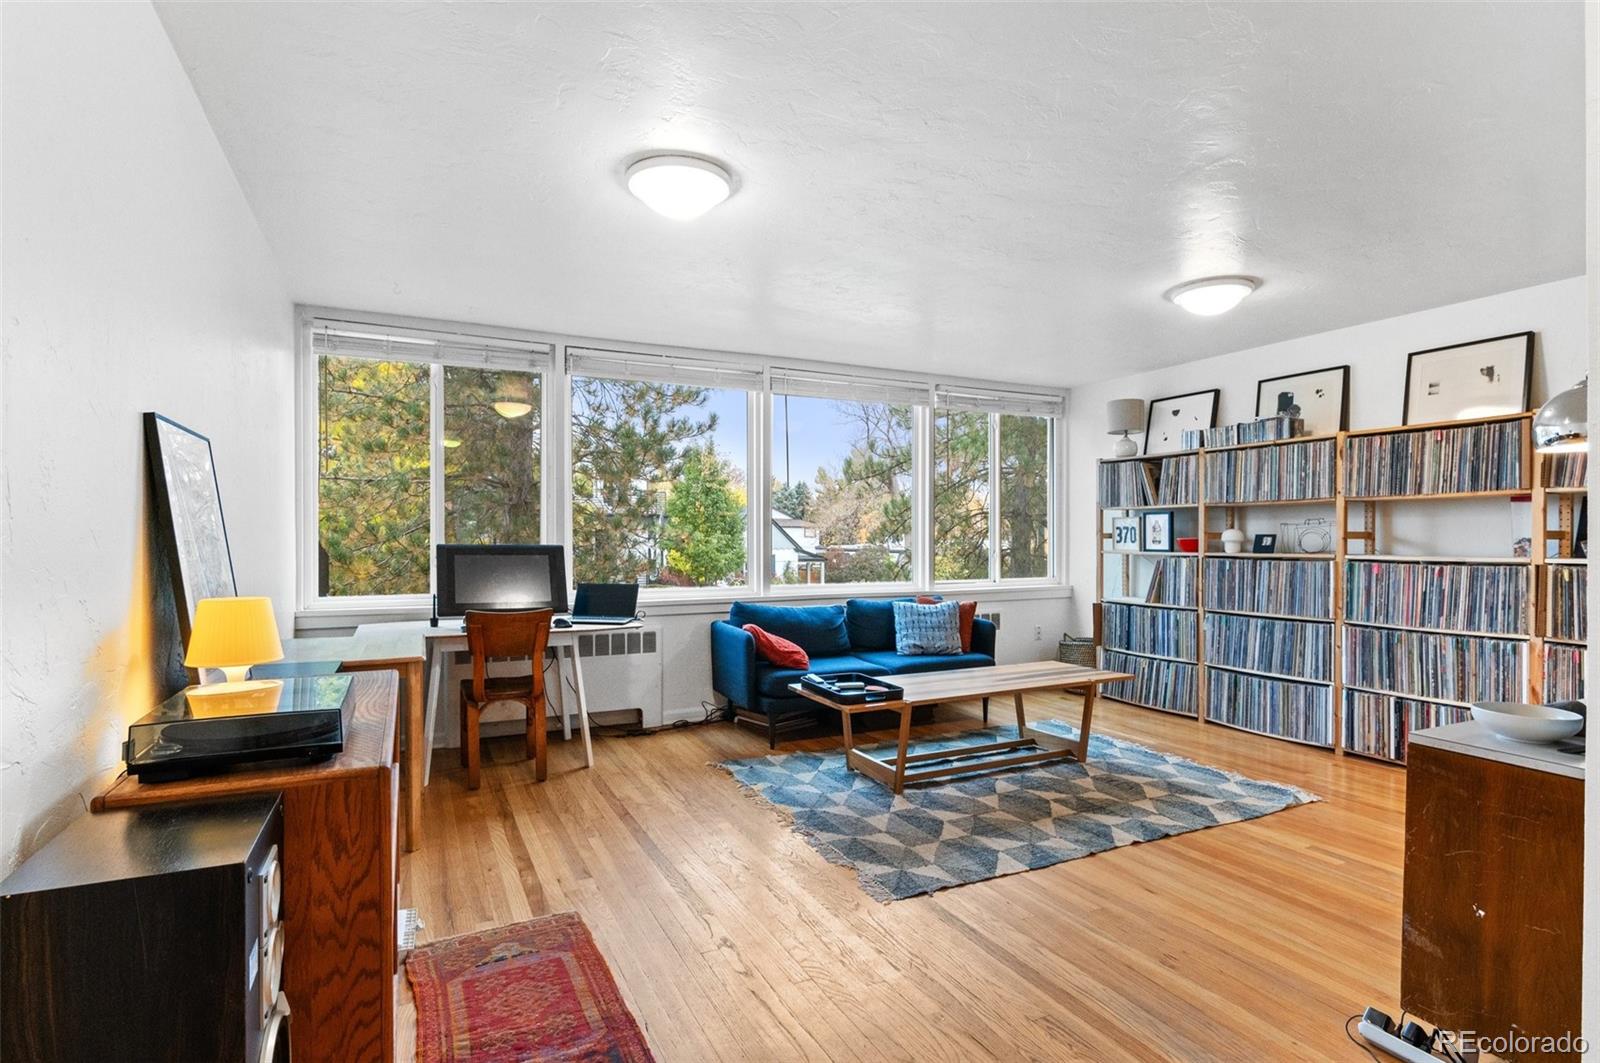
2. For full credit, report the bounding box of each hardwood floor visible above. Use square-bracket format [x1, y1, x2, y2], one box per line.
[397, 694, 1406, 1061]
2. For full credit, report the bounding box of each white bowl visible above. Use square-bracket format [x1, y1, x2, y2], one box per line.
[1470, 702, 1584, 745]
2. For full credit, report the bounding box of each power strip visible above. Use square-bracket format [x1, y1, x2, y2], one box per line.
[397, 907, 423, 954]
[1357, 1008, 1478, 1063]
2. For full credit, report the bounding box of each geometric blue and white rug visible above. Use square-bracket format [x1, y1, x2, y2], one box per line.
[717, 721, 1319, 901]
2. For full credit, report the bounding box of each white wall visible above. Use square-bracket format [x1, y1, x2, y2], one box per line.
[0, 2, 294, 876]
[1067, 276, 1589, 633]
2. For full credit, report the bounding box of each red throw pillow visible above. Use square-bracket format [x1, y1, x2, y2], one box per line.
[918, 597, 977, 652]
[743, 623, 810, 669]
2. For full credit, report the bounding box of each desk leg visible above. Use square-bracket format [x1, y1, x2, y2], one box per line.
[423, 644, 446, 786]
[559, 649, 572, 742]
[566, 643, 594, 768]
[545, 650, 567, 739]
[403, 660, 423, 852]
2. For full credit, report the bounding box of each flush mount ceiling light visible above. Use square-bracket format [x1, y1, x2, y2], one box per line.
[625, 155, 733, 220]
[1165, 276, 1260, 317]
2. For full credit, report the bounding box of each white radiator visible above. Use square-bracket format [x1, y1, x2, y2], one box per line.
[566, 627, 665, 729]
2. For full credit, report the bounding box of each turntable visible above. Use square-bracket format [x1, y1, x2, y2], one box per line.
[124, 675, 349, 781]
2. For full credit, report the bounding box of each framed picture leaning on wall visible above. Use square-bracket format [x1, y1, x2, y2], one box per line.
[1255, 365, 1350, 435]
[144, 412, 238, 645]
[1402, 332, 1533, 425]
[1143, 388, 1219, 455]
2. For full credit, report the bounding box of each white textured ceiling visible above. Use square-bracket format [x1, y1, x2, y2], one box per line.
[156, 1, 1585, 387]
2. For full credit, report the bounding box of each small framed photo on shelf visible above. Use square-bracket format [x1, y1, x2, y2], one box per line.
[1109, 515, 1141, 552]
[1255, 365, 1349, 436]
[1143, 388, 1219, 456]
[1252, 533, 1278, 554]
[1141, 510, 1175, 552]
[1402, 332, 1533, 425]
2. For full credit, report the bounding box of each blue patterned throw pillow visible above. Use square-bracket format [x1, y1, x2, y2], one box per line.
[892, 599, 962, 656]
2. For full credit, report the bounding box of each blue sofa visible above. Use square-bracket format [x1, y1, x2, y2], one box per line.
[710, 598, 997, 747]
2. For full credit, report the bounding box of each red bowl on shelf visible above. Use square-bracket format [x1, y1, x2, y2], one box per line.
[1176, 537, 1199, 553]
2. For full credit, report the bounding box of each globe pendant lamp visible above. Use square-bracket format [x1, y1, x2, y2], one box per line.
[1533, 377, 1588, 453]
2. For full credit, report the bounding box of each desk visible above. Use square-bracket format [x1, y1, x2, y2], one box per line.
[282, 619, 638, 842]
[93, 671, 400, 1063]
[354, 618, 642, 786]
[279, 627, 426, 852]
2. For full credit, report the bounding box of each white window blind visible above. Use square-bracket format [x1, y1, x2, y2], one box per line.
[769, 368, 932, 408]
[311, 320, 552, 372]
[934, 384, 1065, 418]
[565, 346, 764, 391]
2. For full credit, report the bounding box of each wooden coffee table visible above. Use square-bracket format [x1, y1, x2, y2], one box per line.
[789, 661, 1134, 793]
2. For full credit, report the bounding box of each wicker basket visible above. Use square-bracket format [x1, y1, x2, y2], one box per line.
[1057, 633, 1096, 668]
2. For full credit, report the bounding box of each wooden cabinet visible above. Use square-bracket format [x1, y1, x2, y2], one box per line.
[93, 670, 400, 1063]
[1402, 737, 1582, 1061]
[2, 796, 284, 1062]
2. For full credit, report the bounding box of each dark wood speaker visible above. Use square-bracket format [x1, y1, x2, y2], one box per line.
[1, 794, 286, 1062]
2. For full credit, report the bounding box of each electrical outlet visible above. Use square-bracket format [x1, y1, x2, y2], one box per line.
[1033, 625, 1042, 641]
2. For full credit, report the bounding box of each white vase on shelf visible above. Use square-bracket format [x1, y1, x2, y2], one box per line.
[1221, 528, 1246, 555]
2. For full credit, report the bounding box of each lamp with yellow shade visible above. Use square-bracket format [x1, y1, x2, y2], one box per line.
[184, 596, 285, 696]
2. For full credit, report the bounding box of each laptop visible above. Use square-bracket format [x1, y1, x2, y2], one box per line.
[569, 582, 640, 625]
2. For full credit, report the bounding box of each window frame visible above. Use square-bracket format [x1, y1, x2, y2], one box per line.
[295, 306, 1066, 620]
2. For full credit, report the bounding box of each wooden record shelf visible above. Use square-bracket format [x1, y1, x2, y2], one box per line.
[1094, 411, 1583, 764]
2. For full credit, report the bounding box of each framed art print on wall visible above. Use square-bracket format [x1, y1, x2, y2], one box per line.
[1143, 389, 1219, 455]
[1255, 365, 1350, 435]
[1402, 332, 1533, 425]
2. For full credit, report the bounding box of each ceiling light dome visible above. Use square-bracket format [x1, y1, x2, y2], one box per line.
[1166, 276, 1260, 316]
[626, 155, 733, 220]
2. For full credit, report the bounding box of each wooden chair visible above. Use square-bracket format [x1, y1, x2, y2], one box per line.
[460, 609, 554, 790]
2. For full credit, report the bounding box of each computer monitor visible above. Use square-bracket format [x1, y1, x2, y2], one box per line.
[435, 544, 568, 616]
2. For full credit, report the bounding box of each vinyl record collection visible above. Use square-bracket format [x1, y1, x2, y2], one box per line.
[1097, 391, 1579, 762]
[1182, 414, 1303, 450]
[1344, 560, 1530, 636]
[1342, 690, 1471, 763]
[1545, 452, 1587, 489]
[1097, 460, 1150, 508]
[1342, 626, 1525, 704]
[1100, 650, 1198, 716]
[1544, 645, 1586, 702]
[1098, 456, 1198, 507]
[1548, 564, 1587, 643]
[1205, 669, 1332, 747]
[1155, 455, 1198, 505]
[1202, 557, 1333, 619]
[1343, 420, 1524, 496]
[1202, 439, 1335, 503]
[1142, 556, 1198, 607]
[1204, 614, 1333, 682]
[1100, 602, 1197, 661]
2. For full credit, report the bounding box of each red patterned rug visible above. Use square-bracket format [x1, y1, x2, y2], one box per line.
[406, 912, 655, 1063]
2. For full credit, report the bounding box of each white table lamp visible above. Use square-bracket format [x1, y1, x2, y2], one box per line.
[1106, 399, 1146, 457]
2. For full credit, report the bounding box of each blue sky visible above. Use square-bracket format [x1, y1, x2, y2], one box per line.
[701, 390, 860, 490]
